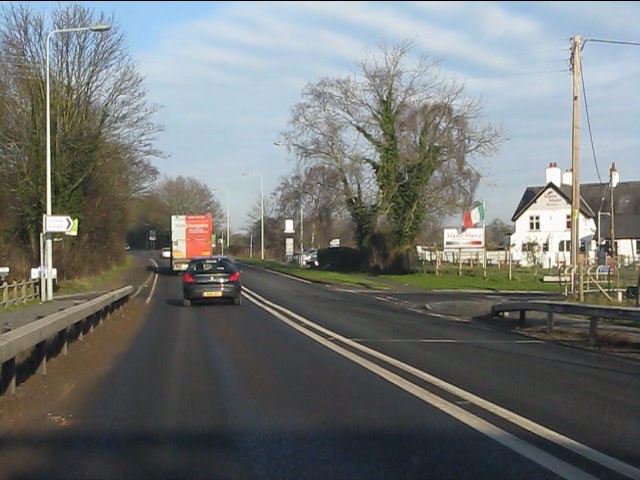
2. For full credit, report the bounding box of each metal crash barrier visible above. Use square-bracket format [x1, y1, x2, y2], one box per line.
[0, 285, 133, 396]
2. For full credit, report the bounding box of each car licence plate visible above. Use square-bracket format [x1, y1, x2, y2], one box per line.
[203, 291, 222, 298]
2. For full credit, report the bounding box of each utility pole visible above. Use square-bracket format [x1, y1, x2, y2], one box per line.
[570, 35, 581, 270]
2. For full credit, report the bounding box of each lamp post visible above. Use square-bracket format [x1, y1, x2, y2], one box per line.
[212, 188, 230, 250]
[609, 163, 619, 259]
[241, 173, 264, 260]
[299, 198, 304, 266]
[597, 211, 611, 265]
[44, 23, 110, 301]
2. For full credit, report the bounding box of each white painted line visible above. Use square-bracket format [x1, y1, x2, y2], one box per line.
[145, 259, 159, 305]
[334, 288, 399, 294]
[351, 339, 545, 344]
[131, 260, 157, 299]
[242, 287, 639, 480]
[264, 269, 312, 283]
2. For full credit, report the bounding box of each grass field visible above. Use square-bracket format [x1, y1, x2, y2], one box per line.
[238, 258, 567, 292]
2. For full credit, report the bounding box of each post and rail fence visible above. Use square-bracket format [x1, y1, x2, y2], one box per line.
[1, 279, 40, 309]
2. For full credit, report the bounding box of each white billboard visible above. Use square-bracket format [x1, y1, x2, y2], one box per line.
[285, 237, 294, 255]
[284, 219, 294, 234]
[443, 228, 484, 249]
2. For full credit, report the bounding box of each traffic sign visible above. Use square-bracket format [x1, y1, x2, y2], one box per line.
[45, 215, 73, 233]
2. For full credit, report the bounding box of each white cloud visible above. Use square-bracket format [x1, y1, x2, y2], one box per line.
[84, 0, 640, 230]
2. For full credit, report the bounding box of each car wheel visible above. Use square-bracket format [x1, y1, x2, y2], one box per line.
[233, 296, 241, 305]
[183, 298, 191, 307]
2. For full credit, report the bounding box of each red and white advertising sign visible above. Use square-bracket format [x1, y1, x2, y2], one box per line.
[444, 228, 484, 249]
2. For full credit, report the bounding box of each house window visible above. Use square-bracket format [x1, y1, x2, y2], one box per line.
[565, 214, 571, 230]
[542, 242, 549, 252]
[529, 215, 540, 231]
[522, 243, 532, 252]
[559, 240, 571, 252]
[637, 240, 640, 255]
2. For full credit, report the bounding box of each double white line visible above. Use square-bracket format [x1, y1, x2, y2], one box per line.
[242, 286, 639, 480]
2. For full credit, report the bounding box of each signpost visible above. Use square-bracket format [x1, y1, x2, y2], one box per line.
[45, 215, 73, 233]
[41, 215, 74, 300]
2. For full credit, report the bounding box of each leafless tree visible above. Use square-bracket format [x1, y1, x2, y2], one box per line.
[274, 164, 350, 248]
[486, 218, 513, 249]
[282, 40, 502, 255]
[243, 192, 280, 252]
[0, 3, 163, 276]
[152, 175, 222, 219]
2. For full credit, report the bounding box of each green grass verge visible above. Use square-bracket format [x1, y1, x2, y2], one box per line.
[235, 257, 562, 292]
[237, 257, 390, 289]
[56, 255, 133, 294]
[380, 270, 563, 292]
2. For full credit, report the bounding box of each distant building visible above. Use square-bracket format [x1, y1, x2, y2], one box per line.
[509, 162, 640, 267]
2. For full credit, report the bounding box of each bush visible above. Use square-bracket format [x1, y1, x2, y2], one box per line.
[388, 247, 420, 274]
[318, 247, 365, 272]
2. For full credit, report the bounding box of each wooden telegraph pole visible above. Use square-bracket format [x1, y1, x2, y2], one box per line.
[570, 35, 581, 272]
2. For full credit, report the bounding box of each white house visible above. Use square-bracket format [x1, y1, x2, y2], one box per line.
[509, 162, 640, 267]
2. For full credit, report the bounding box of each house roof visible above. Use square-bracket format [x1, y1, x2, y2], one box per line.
[512, 180, 640, 239]
[511, 182, 595, 222]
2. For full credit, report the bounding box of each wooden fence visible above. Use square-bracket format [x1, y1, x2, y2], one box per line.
[0, 279, 40, 308]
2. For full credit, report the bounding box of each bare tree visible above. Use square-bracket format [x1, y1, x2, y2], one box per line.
[243, 192, 279, 251]
[0, 3, 163, 276]
[274, 164, 349, 248]
[282, 40, 502, 255]
[486, 218, 513, 248]
[153, 175, 222, 219]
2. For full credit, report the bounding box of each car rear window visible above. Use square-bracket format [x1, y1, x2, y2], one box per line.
[189, 259, 235, 274]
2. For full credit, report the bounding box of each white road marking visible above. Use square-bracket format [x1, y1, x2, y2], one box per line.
[145, 259, 159, 305]
[351, 339, 544, 344]
[242, 286, 639, 480]
[374, 296, 392, 302]
[263, 268, 312, 283]
[131, 258, 158, 305]
[132, 276, 151, 299]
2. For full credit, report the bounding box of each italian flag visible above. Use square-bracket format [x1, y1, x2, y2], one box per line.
[463, 203, 484, 228]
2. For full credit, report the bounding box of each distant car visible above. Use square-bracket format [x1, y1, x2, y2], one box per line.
[302, 248, 318, 267]
[161, 247, 171, 259]
[182, 256, 242, 307]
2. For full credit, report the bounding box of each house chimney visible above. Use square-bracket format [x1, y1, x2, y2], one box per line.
[545, 162, 562, 187]
[562, 168, 572, 186]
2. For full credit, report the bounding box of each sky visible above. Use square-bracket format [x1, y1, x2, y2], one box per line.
[20, 1, 640, 232]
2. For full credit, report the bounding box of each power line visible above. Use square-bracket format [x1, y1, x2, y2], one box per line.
[584, 38, 640, 47]
[578, 35, 640, 184]
[578, 57, 602, 184]
[466, 68, 568, 80]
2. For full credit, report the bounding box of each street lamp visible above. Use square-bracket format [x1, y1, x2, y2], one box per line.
[609, 163, 619, 259]
[597, 211, 611, 263]
[241, 172, 264, 260]
[212, 188, 230, 250]
[44, 23, 110, 301]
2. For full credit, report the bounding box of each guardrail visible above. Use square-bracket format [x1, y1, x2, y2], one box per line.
[0, 279, 40, 308]
[491, 300, 640, 344]
[0, 285, 133, 396]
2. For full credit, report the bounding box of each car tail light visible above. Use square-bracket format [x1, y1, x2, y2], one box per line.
[183, 273, 195, 283]
[229, 271, 240, 282]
